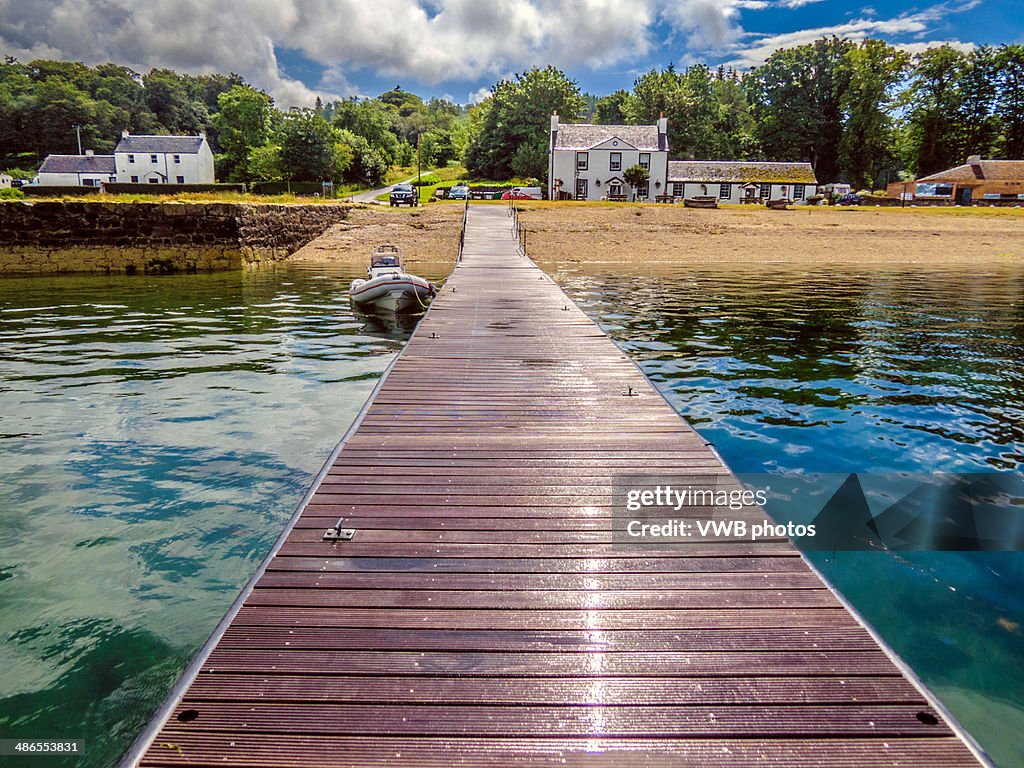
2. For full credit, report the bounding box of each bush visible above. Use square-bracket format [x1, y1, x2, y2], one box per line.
[249, 181, 328, 196]
[0, 187, 25, 200]
[410, 175, 440, 187]
[24, 185, 101, 197]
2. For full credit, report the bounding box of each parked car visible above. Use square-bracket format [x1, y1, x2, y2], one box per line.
[389, 183, 418, 207]
[837, 193, 863, 206]
[449, 184, 471, 200]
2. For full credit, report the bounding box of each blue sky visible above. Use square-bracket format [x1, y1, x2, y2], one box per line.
[2, 1, 1022, 106]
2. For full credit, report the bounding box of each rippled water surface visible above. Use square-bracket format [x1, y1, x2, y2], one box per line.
[538, 259, 1024, 767]
[3, 256, 1024, 766]
[0, 263, 444, 766]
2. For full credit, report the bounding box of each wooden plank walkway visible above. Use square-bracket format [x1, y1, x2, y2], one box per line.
[129, 204, 987, 767]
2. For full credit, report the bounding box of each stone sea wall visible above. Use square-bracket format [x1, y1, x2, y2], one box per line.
[0, 200, 350, 275]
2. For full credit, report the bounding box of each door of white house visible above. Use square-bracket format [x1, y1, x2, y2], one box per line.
[608, 181, 622, 197]
[575, 178, 588, 199]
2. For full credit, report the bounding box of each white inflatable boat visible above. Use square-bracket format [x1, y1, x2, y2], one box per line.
[348, 245, 435, 313]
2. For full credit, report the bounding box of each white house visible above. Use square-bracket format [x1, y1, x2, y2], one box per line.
[666, 161, 817, 204]
[35, 151, 116, 186]
[549, 115, 669, 201]
[0, 173, 12, 189]
[114, 131, 215, 184]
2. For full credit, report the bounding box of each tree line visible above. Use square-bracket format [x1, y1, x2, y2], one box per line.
[3, 37, 1023, 189]
[0, 57, 470, 186]
[465, 40, 1024, 187]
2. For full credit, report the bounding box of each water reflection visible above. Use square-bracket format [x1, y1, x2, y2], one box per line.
[539, 258, 1024, 767]
[0, 263, 422, 767]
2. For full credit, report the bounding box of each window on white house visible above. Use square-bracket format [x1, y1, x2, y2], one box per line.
[176, 176, 185, 184]
[639, 153, 650, 171]
[131, 175, 139, 183]
[150, 154, 158, 163]
[576, 152, 588, 171]
[149, 178, 160, 184]
[575, 178, 588, 198]
[793, 184, 805, 199]
[609, 182, 622, 197]
[83, 179, 95, 187]
[672, 182, 684, 197]
[128, 154, 135, 163]
[637, 185, 649, 199]
[173, 155, 181, 164]
[760, 183, 770, 199]
[609, 152, 621, 172]
[719, 183, 731, 199]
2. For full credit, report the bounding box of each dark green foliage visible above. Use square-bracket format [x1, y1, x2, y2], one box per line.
[465, 66, 585, 179]
[747, 37, 854, 182]
[23, 185, 101, 196]
[278, 110, 343, 182]
[103, 183, 245, 194]
[594, 90, 631, 125]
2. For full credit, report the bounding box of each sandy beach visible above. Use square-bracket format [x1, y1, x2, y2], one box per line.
[293, 201, 1024, 275]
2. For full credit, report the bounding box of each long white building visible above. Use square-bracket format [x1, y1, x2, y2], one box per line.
[667, 160, 817, 204]
[548, 114, 818, 203]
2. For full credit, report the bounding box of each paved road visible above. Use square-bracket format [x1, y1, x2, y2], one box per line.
[349, 175, 417, 204]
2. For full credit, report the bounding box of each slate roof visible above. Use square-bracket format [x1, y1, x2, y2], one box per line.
[668, 160, 817, 184]
[554, 124, 666, 152]
[38, 154, 116, 174]
[114, 135, 206, 154]
[917, 160, 1024, 183]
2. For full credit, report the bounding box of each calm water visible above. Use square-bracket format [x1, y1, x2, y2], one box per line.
[2, 259, 1023, 766]
[0, 264, 441, 767]
[538, 259, 1024, 767]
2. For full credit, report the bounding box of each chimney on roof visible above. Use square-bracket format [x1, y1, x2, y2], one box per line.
[967, 154, 983, 179]
[199, 130, 207, 139]
[122, 129, 130, 139]
[551, 113, 559, 133]
[85, 149, 94, 157]
[657, 114, 668, 136]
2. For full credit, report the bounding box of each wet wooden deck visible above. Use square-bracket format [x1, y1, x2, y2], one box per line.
[131, 205, 987, 767]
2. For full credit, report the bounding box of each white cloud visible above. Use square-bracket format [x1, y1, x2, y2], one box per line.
[777, 0, 825, 8]
[725, 3, 982, 68]
[895, 39, 977, 56]
[0, 0, 659, 105]
[467, 85, 492, 105]
[0, 0, 988, 105]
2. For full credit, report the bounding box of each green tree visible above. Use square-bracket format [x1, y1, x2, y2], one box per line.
[247, 143, 283, 182]
[746, 37, 854, 182]
[902, 46, 969, 175]
[465, 66, 585, 179]
[278, 109, 341, 181]
[956, 47, 1000, 159]
[840, 39, 910, 188]
[594, 90, 631, 124]
[995, 45, 1024, 158]
[622, 164, 649, 201]
[213, 85, 272, 181]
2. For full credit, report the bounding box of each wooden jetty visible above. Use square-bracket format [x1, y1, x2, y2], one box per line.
[127, 204, 988, 767]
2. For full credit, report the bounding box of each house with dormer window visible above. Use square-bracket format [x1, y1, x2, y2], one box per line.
[548, 115, 669, 201]
[113, 130, 215, 185]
